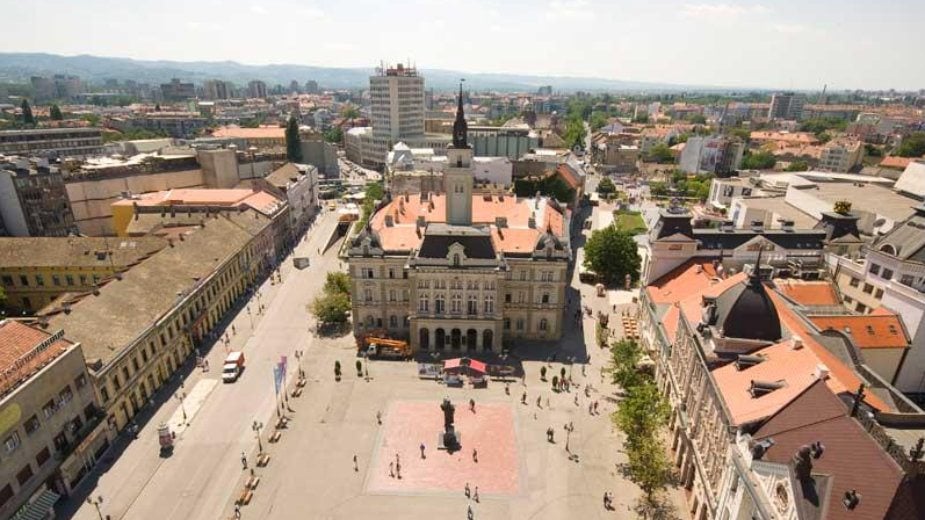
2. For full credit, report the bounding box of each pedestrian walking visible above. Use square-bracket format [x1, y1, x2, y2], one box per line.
[574, 394, 579, 406]
[469, 398, 476, 413]
[474, 486, 480, 503]
[241, 452, 247, 470]
[465, 482, 471, 498]
[420, 443, 426, 459]
[536, 396, 542, 408]
[546, 397, 551, 408]
[353, 454, 358, 472]
[472, 448, 478, 463]
[396, 461, 401, 479]
[376, 410, 382, 425]
[467, 504, 474, 520]
[232, 325, 236, 335]
[234, 504, 241, 519]
[594, 401, 599, 414]
[395, 453, 400, 466]
[389, 461, 395, 478]
[521, 392, 527, 404]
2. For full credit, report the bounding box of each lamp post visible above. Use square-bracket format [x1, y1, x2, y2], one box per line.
[86, 495, 104, 520]
[175, 384, 187, 423]
[252, 420, 264, 453]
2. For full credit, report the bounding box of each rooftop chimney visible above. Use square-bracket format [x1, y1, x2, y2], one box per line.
[792, 445, 813, 481]
[813, 363, 830, 380]
[384, 215, 394, 227]
[791, 335, 803, 349]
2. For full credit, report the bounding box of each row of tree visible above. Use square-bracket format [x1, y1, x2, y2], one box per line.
[610, 339, 672, 506]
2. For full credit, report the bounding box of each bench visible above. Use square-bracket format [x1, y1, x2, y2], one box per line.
[237, 489, 253, 505]
[268, 431, 282, 443]
[246, 476, 260, 490]
[256, 453, 270, 467]
[292, 387, 303, 397]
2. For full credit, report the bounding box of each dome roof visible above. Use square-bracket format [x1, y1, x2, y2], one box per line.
[713, 276, 781, 342]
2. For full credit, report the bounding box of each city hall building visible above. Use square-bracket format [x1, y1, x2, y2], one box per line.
[347, 88, 571, 353]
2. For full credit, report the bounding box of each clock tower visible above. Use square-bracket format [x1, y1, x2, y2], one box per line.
[445, 82, 473, 225]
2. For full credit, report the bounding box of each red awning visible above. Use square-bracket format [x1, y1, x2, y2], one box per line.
[468, 359, 487, 374]
[443, 358, 462, 370]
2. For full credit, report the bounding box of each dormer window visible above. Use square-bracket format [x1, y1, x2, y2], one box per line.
[453, 254, 460, 267]
[749, 379, 786, 397]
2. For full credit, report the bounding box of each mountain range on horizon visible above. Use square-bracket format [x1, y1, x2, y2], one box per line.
[0, 52, 762, 93]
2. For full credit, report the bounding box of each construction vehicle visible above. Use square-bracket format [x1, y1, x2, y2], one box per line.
[358, 333, 412, 360]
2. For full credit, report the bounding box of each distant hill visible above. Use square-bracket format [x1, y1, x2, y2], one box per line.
[0, 53, 734, 93]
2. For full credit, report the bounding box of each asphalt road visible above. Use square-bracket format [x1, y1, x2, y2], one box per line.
[67, 210, 343, 520]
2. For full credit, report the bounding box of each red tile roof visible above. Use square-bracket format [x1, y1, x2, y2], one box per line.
[774, 279, 841, 306]
[0, 320, 74, 397]
[753, 380, 904, 520]
[808, 313, 909, 349]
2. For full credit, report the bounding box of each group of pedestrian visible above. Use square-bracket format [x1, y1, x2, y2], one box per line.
[388, 452, 402, 479]
[465, 482, 481, 520]
[603, 491, 614, 510]
[587, 401, 600, 415]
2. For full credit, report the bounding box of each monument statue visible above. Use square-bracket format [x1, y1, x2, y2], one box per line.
[441, 398, 455, 431]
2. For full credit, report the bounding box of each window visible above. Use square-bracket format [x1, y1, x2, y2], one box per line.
[122, 366, 131, 382]
[363, 268, 375, 279]
[16, 463, 33, 486]
[435, 295, 445, 314]
[874, 288, 884, 299]
[541, 293, 550, 304]
[453, 254, 460, 267]
[52, 274, 61, 286]
[1, 275, 12, 286]
[862, 283, 874, 294]
[856, 302, 867, 313]
[389, 315, 398, 327]
[388, 269, 395, 279]
[0, 484, 12, 509]
[849, 278, 860, 288]
[42, 399, 56, 419]
[516, 319, 525, 331]
[451, 294, 462, 313]
[389, 290, 396, 302]
[24, 415, 40, 435]
[484, 295, 494, 314]
[59, 385, 73, 405]
[19, 274, 29, 286]
[112, 375, 121, 391]
[519, 270, 527, 281]
[65, 274, 75, 286]
[418, 294, 429, 312]
[869, 263, 881, 276]
[364, 288, 373, 302]
[503, 318, 511, 330]
[84, 404, 97, 422]
[539, 318, 548, 331]
[504, 293, 512, 303]
[843, 295, 853, 303]
[35, 274, 45, 287]
[79, 274, 87, 285]
[132, 357, 140, 372]
[900, 274, 914, 286]
[882, 268, 894, 280]
[36, 447, 51, 467]
[141, 348, 149, 364]
[4, 431, 21, 453]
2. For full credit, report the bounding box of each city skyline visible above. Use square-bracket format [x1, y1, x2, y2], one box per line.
[4, 0, 925, 91]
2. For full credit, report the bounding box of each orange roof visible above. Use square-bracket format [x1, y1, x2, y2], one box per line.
[713, 339, 837, 425]
[211, 125, 285, 139]
[774, 279, 840, 306]
[879, 156, 914, 170]
[750, 131, 820, 145]
[647, 261, 718, 305]
[766, 290, 890, 411]
[808, 314, 909, 349]
[114, 189, 283, 216]
[0, 320, 74, 397]
[371, 194, 566, 255]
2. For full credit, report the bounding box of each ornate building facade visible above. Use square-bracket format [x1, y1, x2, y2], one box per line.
[346, 87, 570, 352]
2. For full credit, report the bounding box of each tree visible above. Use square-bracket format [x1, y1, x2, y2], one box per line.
[323, 271, 351, 299]
[562, 117, 586, 149]
[285, 116, 303, 162]
[833, 200, 852, 215]
[323, 127, 343, 144]
[686, 114, 707, 125]
[20, 99, 34, 125]
[83, 113, 101, 126]
[597, 177, 616, 195]
[647, 143, 674, 164]
[340, 105, 360, 119]
[583, 227, 642, 285]
[625, 436, 672, 503]
[896, 132, 925, 158]
[785, 160, 810, 172]
[49, 104, 63, 121]
[589, 112, 608, 131]
[648, 181, 668, 197]
[632, 113, 649, 124]
[310, 291, 350, 324]
[610, 339, 643, 390]
[741, 150, 776, 170]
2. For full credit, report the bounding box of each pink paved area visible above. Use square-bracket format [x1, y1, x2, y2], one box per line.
[367, 400, 520, 496]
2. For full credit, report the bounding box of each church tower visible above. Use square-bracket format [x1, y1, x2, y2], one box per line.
[445, 82, 473, 226]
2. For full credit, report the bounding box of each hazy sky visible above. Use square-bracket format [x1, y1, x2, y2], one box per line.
[4, 0, 924, 90]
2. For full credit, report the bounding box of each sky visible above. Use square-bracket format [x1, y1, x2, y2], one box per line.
[3, 0, 924, 90]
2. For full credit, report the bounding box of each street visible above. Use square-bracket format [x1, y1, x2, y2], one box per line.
[66, 210, 344, 520]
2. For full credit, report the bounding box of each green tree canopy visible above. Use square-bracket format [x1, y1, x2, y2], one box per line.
[310, 291, 350, 324]
[589, 111, 608, 131]
[20, 99, 34, 125]
[562, 117, 586, 149]
[323, 127, 343, 144]
[583, 227, 641, 285]
[649, 181, 668, 197]
[741, 150, 777, 170]
[597, 176, 616, 195]
[646, 143, 674, 164]
[785, 160, 810, 172]
[340, 105, 360, 119]
[896, 132, 925, 158]
[285, 116, 303, 162]
[686, 114, 707, 125]
[49, 104, 63, 121]
[513, 175, 575, 203]
[625, 435, 671, 502]
[323, 271, 351, 299]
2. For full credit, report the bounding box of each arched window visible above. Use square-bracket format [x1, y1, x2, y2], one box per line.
[366, 315, 375, 327]
[419, 293, 429, 312]
[389, 315, 398, 327]
[539, 318, 548, 331]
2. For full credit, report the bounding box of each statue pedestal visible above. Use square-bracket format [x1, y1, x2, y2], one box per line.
[437, 426, 461, 451]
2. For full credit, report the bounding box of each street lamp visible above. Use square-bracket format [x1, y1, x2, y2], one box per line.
[86, 495, 104, 520]
[252, 420, 264, 454]
[175, 385, 187, 423]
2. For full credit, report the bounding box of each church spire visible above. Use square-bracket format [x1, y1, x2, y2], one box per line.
[452, 80, 468, 148]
